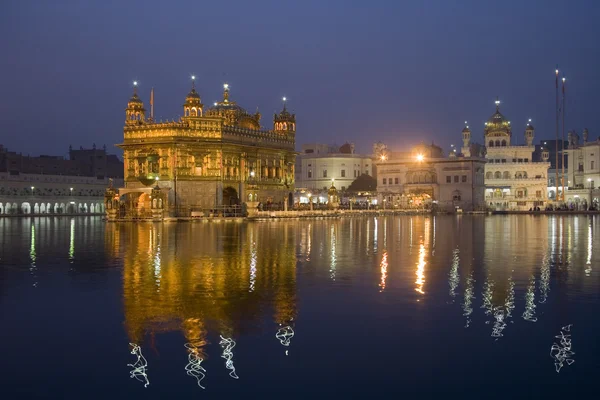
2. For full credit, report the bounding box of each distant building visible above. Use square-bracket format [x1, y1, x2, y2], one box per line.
[295, 143, 372, 192]
[0, 144, 123, 178]
[563, 129, 600, 209]
[479, 100, 550, 210]
[375, 142, 486, 212]
[0, 144, 123, 215]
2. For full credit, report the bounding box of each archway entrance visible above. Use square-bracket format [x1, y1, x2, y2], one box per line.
[223, 187, 239, 205]
[288, 192, 294, 209]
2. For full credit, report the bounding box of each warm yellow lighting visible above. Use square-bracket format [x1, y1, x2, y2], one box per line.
[416, 154, 424, 162]
[307, 192, 312, 198]
[379, 251, 388, 292]
[155, 176, 159, 181]
[380, 154, 386, 161]
[415, 243, 426, 294]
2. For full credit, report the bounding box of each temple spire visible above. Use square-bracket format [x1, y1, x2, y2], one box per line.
[495, 96, 500, 111]
[223, 83, 229, 102]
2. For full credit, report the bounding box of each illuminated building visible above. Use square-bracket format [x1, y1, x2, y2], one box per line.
[116, 80, 297, 216]
[481, 100, 550, 210]
[375, 142, 486, 211]
[295, 143, 372, 192]
[563, 129, 600, 209]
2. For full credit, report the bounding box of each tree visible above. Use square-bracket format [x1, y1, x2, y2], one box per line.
[347, 173, 377, 193]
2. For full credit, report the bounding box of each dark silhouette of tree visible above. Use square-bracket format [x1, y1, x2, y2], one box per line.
[347, 174, 377, 192]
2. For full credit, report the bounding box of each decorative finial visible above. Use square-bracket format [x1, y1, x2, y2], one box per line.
[133, 80, 138, 94]
[495, 97, 500, 110]
[191, 75, 196, 88]
[282, 96, 287, 111]
[223, 83, 229, 102]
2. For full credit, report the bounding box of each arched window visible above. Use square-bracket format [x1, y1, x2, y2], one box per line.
[489, 141, 494, 147]
[494, 171, 501, 179]
[501, 140, 507, 146]
[191, 108, 197, 116]
[486, 172, 492, 179]
[495, 140, 500, 147]
[185, 109, 190, 117]
[503, 171, 510, 179]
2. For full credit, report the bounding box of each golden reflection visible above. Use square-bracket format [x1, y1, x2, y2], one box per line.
[29, 222, 37, 287]
[330, 224, 337, 280]
[448, 248, 460, 299]
[415, 244, 426, 294]
[379, 251, 388, 292]
[110, 222, 298, 349]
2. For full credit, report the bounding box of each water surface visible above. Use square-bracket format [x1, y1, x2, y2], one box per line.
[1, 215, 598, 398]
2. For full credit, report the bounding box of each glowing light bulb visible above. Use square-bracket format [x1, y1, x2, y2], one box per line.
[223, 83, 229, 90]
[191, 75, 196, 80]
[214, 102, 217, 106]
[283, 96, 287, 102]
[562, 77, 566, 83]
[133, 81, 138, 86]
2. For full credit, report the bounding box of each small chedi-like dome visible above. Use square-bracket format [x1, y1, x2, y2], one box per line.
[128, 92, 143, 106]
[205, 84, 261, 129]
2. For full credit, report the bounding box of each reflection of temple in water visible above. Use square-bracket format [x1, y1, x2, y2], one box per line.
[107, 222, 298, 356]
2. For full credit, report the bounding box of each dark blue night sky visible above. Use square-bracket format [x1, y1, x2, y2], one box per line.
[1, 0, 599, 157]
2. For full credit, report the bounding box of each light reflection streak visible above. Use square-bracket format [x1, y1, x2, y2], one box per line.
[330, 224, 336, 281]
[184, 343, 207, 389]
[128, 343, 150, 387]
[219, 336, 239, 379]
[522, 277, 538, 322]
[249, 240, 257, 292]
[276, 324, 295, 356]
[29, 223, 37, 287]
[153, 239, 161, 290]
[481, 278, 494, 316]
[462, 272, 475, 328]
[539, 253, 551, 303]
[586, 221, 592, 276]
[373, 218, 378, 253]
[551, 325, 575, 373]
[448, 248, 460, 299]
[379, 251, 388, 292]
[415, 244, 425, 294]
[68, 218, 75, 262]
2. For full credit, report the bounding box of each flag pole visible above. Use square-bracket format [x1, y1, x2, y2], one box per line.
[561, 76, 566, 202]
[150, 87, 154, 120]
[555, 67, 559, 202]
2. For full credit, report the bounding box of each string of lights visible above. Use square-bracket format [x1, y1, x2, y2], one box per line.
[184, 343, 207, 389]
[219, 336, 239, 379]
[127, 343, 149, 388]
[276, 325, 295, 355]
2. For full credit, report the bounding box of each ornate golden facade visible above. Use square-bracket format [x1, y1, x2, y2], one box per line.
[118, 81, 297, 214]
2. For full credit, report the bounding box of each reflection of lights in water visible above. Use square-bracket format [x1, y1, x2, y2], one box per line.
[383, 218, 387, 249]
[68, 218, 75, 262]
[586, 221, 592, 276]
[522, 277, 538, 322]
[432, 216, 436, 252]
[249, 240, 257, 292]
[481, 279, 494, 316]
[373, 217, 378, 252]
[491, 307, 506, 338]
[379, 251, 388, 292]
[409, 217, 413, 254]
[539, 254, 551, 303]
[153, 243, 161, 290]
[448, 248, 460, 299]
[505, 278, 515, 319]
[550, 325, 575, 373]
[128, 343, 150, 387]
[219, 336, 239, 379]
[415, 243, 425, 294]
[330, 225, 336, 281]
[462, 272, 475, 328]
[184, 343, 207, 389]
[30, 223, 37, 287]
[276, 324, 295, 355]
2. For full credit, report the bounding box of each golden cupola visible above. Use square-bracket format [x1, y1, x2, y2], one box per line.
[183, 77, 203, 118]
[485, 98, 512, 147]
[273, 97, 296, 134]
[125, 82, 146, 125]
[205, 83, 261, 129]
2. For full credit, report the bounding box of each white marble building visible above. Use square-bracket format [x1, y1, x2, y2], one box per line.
[479, 100, 550, 210]
[563, 129, 600, 209]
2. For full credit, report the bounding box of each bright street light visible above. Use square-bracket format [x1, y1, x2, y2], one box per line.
[416, 154, 424, 162]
